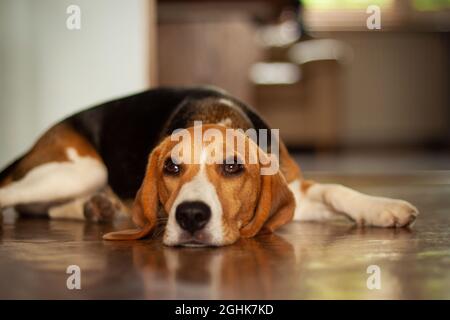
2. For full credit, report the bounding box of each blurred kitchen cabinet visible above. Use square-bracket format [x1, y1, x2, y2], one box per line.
[254, 60, 341, 148]
[157, 2, 266, 105]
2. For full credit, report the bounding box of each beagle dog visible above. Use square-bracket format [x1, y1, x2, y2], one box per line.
[0, 87, 418, 246]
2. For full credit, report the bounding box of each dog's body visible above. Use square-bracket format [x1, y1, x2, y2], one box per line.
[0, 87, 418, 246]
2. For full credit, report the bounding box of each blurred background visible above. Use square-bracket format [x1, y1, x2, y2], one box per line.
[1, 0, 449, 173]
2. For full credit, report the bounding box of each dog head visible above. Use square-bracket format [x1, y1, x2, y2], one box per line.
[103, 124, 295, 246]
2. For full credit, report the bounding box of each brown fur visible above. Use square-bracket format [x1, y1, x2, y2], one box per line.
[2, 123, 101, 186]
[301, 180, 315, 193]
[0, 176, 12, 188]
[279, 141, 301, 183]
[239, 142, 295, 238]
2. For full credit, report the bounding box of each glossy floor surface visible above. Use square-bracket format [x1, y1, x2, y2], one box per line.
[1, 172, 450, 299]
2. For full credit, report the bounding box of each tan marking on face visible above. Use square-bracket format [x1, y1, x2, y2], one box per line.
[201, 126, 267, 245]
[154, 134, 202, 214]
[160, 163, 200, 217]
[205, 161, 261, 245]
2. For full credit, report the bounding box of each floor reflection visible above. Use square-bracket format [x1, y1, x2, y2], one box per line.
[105, 223, 425, 299]
[126, 234, 296, 299]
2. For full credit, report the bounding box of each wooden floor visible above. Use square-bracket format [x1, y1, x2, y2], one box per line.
[1, 171, 450, 299]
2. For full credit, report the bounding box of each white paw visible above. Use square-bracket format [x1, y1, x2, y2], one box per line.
[355, 198, 419, 228]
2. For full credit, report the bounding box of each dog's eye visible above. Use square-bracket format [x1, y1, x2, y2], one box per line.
[163, 158, 181, 176]
[221, 163, 244, 176]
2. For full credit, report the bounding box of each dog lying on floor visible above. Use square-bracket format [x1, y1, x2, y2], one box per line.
[0, 87, 418, 246]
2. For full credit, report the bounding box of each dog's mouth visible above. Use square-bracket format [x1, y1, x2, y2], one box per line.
[172, 231, 216, 247]
[179, 240, 209, 247]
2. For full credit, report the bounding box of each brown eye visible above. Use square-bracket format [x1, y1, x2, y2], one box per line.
[221, 162, 244, 176]
[163, 158, 181, 176]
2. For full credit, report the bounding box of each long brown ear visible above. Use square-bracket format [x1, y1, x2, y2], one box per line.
[240, 170, 295, 238]
[103, 147, 161, 241]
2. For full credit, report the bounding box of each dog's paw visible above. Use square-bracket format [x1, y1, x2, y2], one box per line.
[355, 198, 419, 228]
[83, 193, 117, 223]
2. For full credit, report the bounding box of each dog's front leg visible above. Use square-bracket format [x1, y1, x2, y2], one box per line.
[298, 182, 419, 227]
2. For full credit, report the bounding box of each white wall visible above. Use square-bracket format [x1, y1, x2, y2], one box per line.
[0, 0, 154, 168]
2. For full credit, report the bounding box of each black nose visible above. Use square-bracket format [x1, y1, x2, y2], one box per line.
[175, 201, 211, 234]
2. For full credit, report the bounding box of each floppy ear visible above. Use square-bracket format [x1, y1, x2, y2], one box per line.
[103, 147, 161, 240]
[240, 166, 295, 238]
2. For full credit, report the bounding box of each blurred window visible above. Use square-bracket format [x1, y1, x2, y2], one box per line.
[413, 0, 450, 11]
[303, 0, 450, 30]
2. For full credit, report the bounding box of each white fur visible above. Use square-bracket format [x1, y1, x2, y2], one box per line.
[289, 179, 419, 227]
[289, 180, 336, 221]
[0, 148, 107, 209]
[217, 98, 235, 108]
[48, 195, 91, 220]
[163, 150, 223, 246]
[306, 183, 419, 227]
